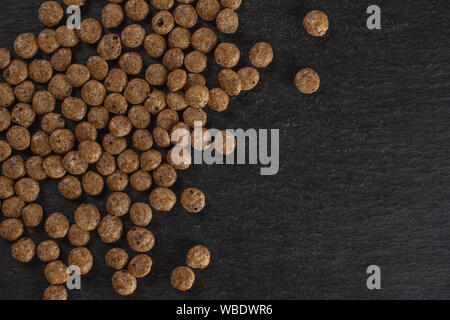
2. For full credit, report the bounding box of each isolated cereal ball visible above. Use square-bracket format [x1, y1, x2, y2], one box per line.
[163, 48, 184, 70]
[14, 33, 38, 59]
[171, 266, 195, 291]
[51, 48, 72, 72]
[98, 215, 123, 243]
[112, 270, 137, 296]
[15, 81, 36, 103]
[132, 130, 154, 152]
[149, 187, 176, 212]
[79, 141, 102, 164]
[184, 73, 206, 92]
[105, 93, 128, 115]
[45, 212, 69, 239]
[44, 260, 69, 284]
[22, 203, 44, 227]
[128, 254, 152, 278]
[127, 227, 155, 253]
[109, 115, 132, 137]
[0, 218, 23, 241]
[167, 69, 186, 91]
[208, 88, 229, 112]
[167, 146, 191, 170]
[157, 109, 179, 131]
[216, 8, 239, 34]
[146, 63, 168, 86]
[121, 24, 146, 48]
[249, 42, 274, 68]
[11, 238, 36, 263]
[68, 247, 93, 275]
[153, 163, 177, 187]
[37, 240, 60, 262]
[303, 10, 329, 37]
[218, 69, 241, 96]
[130, 203, 152, 227]
[191, 127, 212, 151]
[43, 285, 67, 300]
[128, 105, 151, 129]
[153, 127, 169, 149]
[68, 224, 90, 247]
[107, 192, 131, 217]
[105, 248, 129, 270]
[238, 67, 260, 91]
[102, 3, 124, 29]
[61, 97, 87, 121]
[15, 178, 40, 202]
[33, 91, 56, 115]
[295, 68, 320, 94]
[186, 245, 211, 269]
[214, 130, 236, 155]
[145, 89, 166, 114]
[39, 1, 64, 28]
[181, 188, 206, 213]
[0, 48, 11, 69]
[74, 203, 101, 231]
[125, 0, 150, 21]
[57, 175, 82, 199]
[166, 91, 188, 111]
[38, 29, 59, 54]
[215, 42, 240, 68]
[174, 4, 198, 28]
[88, 106, 109, 129]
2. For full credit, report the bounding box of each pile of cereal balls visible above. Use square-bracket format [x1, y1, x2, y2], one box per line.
[0, 0, 273, 300]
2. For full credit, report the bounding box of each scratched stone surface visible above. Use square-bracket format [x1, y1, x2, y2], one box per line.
[1, 0, 450, 300]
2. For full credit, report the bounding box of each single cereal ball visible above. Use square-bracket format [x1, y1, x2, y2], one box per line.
[152, 11, 175, 35]
[140, 150, 162, 171]
[43, 285, 67, 300]
[122, 24, 146, 48]
[128, 254, 152, 278]
[166, 91, 189, 111]
[98, 34, 122, 60]
[0, 48, 11, 69]
[132, 130, 153, 152]
[15, 178, 40, 202]
[157, 109, 179, 131]
[167, 146, 191, 170]
[238, 67, 260, 91]
[119, 52, 143, 75]
[125, 0, 150, 21]
[153, 127, 170, 148]
[77, 18, 103, 44]
[29, 59, 53, 84]
[0, 218, 23, 241]
[112, 270, 137, 296]
[216, 9, 239, 34]
[196, 0, 220, 21]
[149, 187, 176, 211]
[105, 93, 128, 115]
[11, 237, 36, 263]
[98, 215, 123, 243]
[186, 245, 210, 269]
[0, 176, 14, 199]
[75, 122, 97, 142]
[2, 196, 25, 218]
[145, 89, 166, 114]
[0, 83, 14, 108]
[117, 149, 139, 173]
[2, 155, 26, 180]
[215, 130, 236, 155]
[11, 103, 36, 128]
[37, 240, 60, 262]
[174, 4, 198, 28]
[106, 169, 128, 190]
[96, 152, 117, 176]
[221, 0, 241, 10]
[45, 212, 69, 239]
[190, 127, 212, 151]
[109, 115, 132, 137]
[38, 29, 60, 54]
[185, 51, 207, 73]
[151, 0, 174, 10]
[66, 64, 91, 88]
[15, 81, 36, 103]
[130, 203, 152, 227]
[3, 60, 28, 85]
[87, 56, 109, 81]
[146, 64, 168, 86]
[191, 28, 217, 54]
[208, 88, 229, 112]
[43, 155, 66, 179]
[14, 33, 38, 59]
[185, 85, 209, 109]
[62, 151, 88, 175]
[61, 97, 87, 121]
[26, 156, 48, 181]
[124, 79, 150, 105]
[57, 175, 82, 199]
[0, 140, 11, 162]
[103, 134, 127, 155]
[74, 203, 100, 231]
[218, 69, 241, 96]
[106, 248, 129, 270]
[44, 260, 69, 284]
[39, 1, 64, 27]
[78, 141, 102, 164]
[105, 68, 128, 93]
[102, 3, 124, 29]
[128, 105, 150, 129]
[183, 107, 207, 128]
[68, 224, 90, 247]
[22, 203, 44, 227]
[163, 48, 184, 71]
[184, 73, 206, 92]
[68, 247, 93, 275]
[82, 80, 107, 106]
[0, 108, 11, 132]
[303, 10, 329, 37]
[171, 266, 195, 291]
[42, 114, 65, 135]
[130, 170, 152, 191]
[167, 69, 187, 92]
[48, 74, 73, 100]
[181, 188, 206, 213]
[144, 34, 166, 58]
[249, 42, 274, 68]
[51, 48, 72, 72]
[127, 227, 155, 253]
[56, 25, 80, 47]
[215, 42, 240, 68]
[82, 171, 104, 196]
[107, 192, 131, 217]
[295, 68, 320, 94]
[88, 106, 109, 129]
[33, 91, 56, 115]
[169, 27, 191, 50]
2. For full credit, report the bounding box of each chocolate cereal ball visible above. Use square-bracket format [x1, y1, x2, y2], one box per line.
[41, 114, 64, 135]
[87, 56, 109, 81]
[88, 106, 109, 129]
[140, 150, 162, 171]
[63, 151, 88, 175]
[174, 4, 198, 28]
[166, 91, 188, 111]
[216, 9, 239, 34]
[64, 0, 86, 6]
[57, 175, 82, 199]
[186, 245, 210, 269]
[107, 192, 131, 217]
[121, 24, 146, 48]
[56, 25, 80, 47]
[191, 127, 211, 150]
[125, 0, 149, 21]
[11, 103, 35, 128]
[49, 128, 75, 154]
[103, 133, 127, 155]
[132, 129, 153, 152]
[4, 60, 28, 85]
[98, 34, 122, 60]
[218, 69, 241, 96]
[185, 51, 207, 73]
[130, 203, 152, 227]
[48, 74, 73, 100]
[117, 149, 139, 173]
[181, 188, 205, 213]
[169, 27, 191, 50]
[249, 42, 273, 69]
[0, 218, 23, 241]
[105, 93, 128, 115]
[51, 48, 72, 72]
[26, 156, 48, 181]
[33, 91, 56, 115]
[163, 48, 184, 71]
[68, 224, 90, 247]
[14, 33, 38, 59]
[145, 89, 166, 114]
[127, 227, 155, 253]
[15, 81, 36, 103]
[39, 1, 64, 27]
[38, 29, 60, 54]
[82, 170, 104, 196]
[82, 80, 107, 106]
[185, 73, 206, 92]
[128, 105, 151, 129]
[43, 155, 66, 179]
[221, 0, 241, 9]
[157, 109, 179, 131]
[196, 0, 220, 21]
[0, 84, 14, 108]
[106, 170, 129, 191]
[186, 85, 209, 109]
[0, 176, 14, 199]
[78, 141, 102, 164]
[151, 0, 174, 10]
[171, 266, 195, 291]
[183, 107, 207, 128]
[75, 122, 97, 142]
[43, 285, 67, 301]
[0, 48, 11, 69]
[0, 141, 11, 162]
[215, 130, 236, 155]
[98, 215, 123, 243]
[45, 212, 69, 239]
[295, 68, 320, 94]
[66, 64, 91, 87]
[191, 28, 217, 54]
[0, 108, 11, 132]
[167, 69, 186, 92]
[303, 10, 329, 37]
[130, 170, 152, 191]
[15, 178, 40, 202]
[62, 97, 87, 121]
[2, 155, 26, 180]
[2, 196, 25, 218]
[208, 88, 229, 112]
[29, 59, 53, 84]
[112, 270, 137, 296]
[215, 42, 240, 68]
[119, 52, 143, 75]
[106, 248, 129, 270]
[128, 254, 152, 278]
[22, 203, 44, 227]
[109, 115, 132, 137]
[37, 240, 60, 262]
[44, 260, 69, 284]
[149, 187, 176, 211]
[152, 11, 175, 35]
[11, 238, 36, 263]
[124, 79, 150, 105]
[74, 203, 100, 231]
[102, 3, 124, 29]
[68, 247, 93, 275]
[78, 18, 103, 44]
[238, 67, 260, 91]
[144, 34, 166, 58]
[153, 127, 170, 149]
[145, 64, 168, 86]
[96, 152, 117, 176]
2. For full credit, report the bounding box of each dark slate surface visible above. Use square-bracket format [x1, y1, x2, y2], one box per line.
[1, 0, 450, 300]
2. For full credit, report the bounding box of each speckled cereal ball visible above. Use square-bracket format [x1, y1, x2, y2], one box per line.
[56, 25, 80, 48]
[103, 134, 127, 155]
[216, 9, 239, 34]
[140, 150, 162, 171]
[74, 203, 101, 231]
[62, 151, 88, 175]
[15, 81, 36, 103]
[3, 60, 28, 85]
[190, 127, 212, 151]
[11, 237, 36, 263]
[149, 187, 176, 211]
[215, 42, 240, 68]
[184, 73, 206, 92]
[181, 187, 206, 213]
[42, 114, 65, 135]
[167, 146, 191, 170]
[151, 0, 174, 10]
[0, 48, 11, 69]
[102, 3, 124, 29]
[185, 85, 209, 109]
[169, 27, 191, 50]
[153, 128, 170, 149]
[43, 155, 66, 179]
[0, 218, 23, 241]
[57, 175, 82, 199]
[2, 196, 24, 218]
[218, 69, 241, 96]
[96, 152, 117, 176]
[0, 141, 11, 162]
[43, 285, 67, 300]
[238, 67, 260, 91]
[11, 103, 36, 128]
[98, 34, 122, 60]
[82, 80, 107, 106]
[106, 248, 129, 270]
[37, 240, 60, 262]
[38, 29, 59, 54]
[33, 91, 56, 115]
[171, 266, 195, 291]
[303, 10, 329, 37]
[64, 0, 86, 6]
[183, 107, 207, 128]
[107, 192, 131, 217]
[157, 109, 179, 131]
[130, 203, 152, 227]
[68, 224, 90, 247]
[125, 0, 149, 21]
[112, 270, 137, 296]
[109, 115, 132, 137]
[51, 48, 72, 72]
[130, 169, 152, 191]
[39, 1, 64, 27]
[132, 130, 153, 152]
[117, 149, 139, 173]
[163, 48, 184, 71]
[104, 94, 128, 115]
[22, 203, 44, 227]
[66, 64, 91, 88]
[151, 11, 174, 36]
[146, 63, 168, 86]
[221, 0, 241, 9]
[214, 130, 236, 155]
[88, 106, 109, 129]
[0, 176, 14, 199]
[78, 141, 102, 164]
[191, 28, 217, 55]
[77, 18, 103, 44]
[14, 33, 38, 59]
[166, 91, 188, 111]
[119, 52, 143, 75]
[295, 68, 320, 94]
[105, 68, 128, 93]
[98, 215, 123, 243]
[82, 170, 104, 196]
[44, 260, 69, 284]
[249, 42, 273, 68]
[121, 24, 146, 48]
[185, 51, 207, 73]
[128, 105, 151, 129]
[45, 212, 69, 239]
[0, 83, 14, 107]
[2, 155, 26, 180]
[87, 56, 109, 81]
[68, 247, 93, 275]
[145, 89, 166, 114]
[75, 122, 97, 142]
[124, 79, 150, 105]
[186, 245, 210, 269]
[127, 227, 155, 253]
[174, 4, 198, 28]
[208, 88, 229, 112]
[61, 97, 87, 122]
[0, 108, 11, 132]
[196, 0, 221, 21]
[167, 69, 186, 92]
[48, 74, 73, 100]
[143, 35, 165, 61]
[15, 178, 40, 202]
[128, 254, 152, 278]
[26, 156, 48, 181]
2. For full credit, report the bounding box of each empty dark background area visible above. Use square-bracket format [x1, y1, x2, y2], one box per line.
[0, 0, 450, 300]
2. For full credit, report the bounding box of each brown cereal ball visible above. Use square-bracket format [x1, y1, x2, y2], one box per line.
[216, 9, 239, 34]
[102, 3, 124, 29]
[249, 42, 274, 69]
[14, 33, 38, 59]
[170, 122, 190, 147]
[49, 128, 75, 154]
[119, 52, 143, 75]
[183, 107, 207, 128]
[0, 83, 14, 108]
[295, 68, 320, 94]
[156, 109, 179, 131]
[2, 155, 26, 180]
[15, 178, 39, 202]
[74, 203, 101, 231]
[44, 260, 69, 284]
[105, 68, 128, 93]
[11, 237, 36, 263]
[169, 27, 191, 50]
[104, 93, 128, 115]
[22, 203, 44, 227]
[238, 67, 260, 91]
[0, 108, 11, 132]
[215, 130, 236, 155]
[167, 69, 187, 92]
[45, 212, 69, 239]
[38, 29, 60, 54]
[130, 169, 152, 191]
[0, 218, 23, 241]
[98, 215, 123, 243]
[117, 149, 139, 174]
[153, 163, 177, 187]
[186, 245, 210, 269]
[171, 266, 195, 291]
[145, 64, 168, 86]
[127, 227, 155, 253]
[149, 187, 176, 211]
[221, 0, 241, 10]
[2, 196, 25, 218]
[181, 188, 206, 213]
[152, 11, 175, 35]
[121, 24, 146, 48]
[0, 176, 14, 199]
[163, 48, 184, 71]
[43, 285, 67, 301]
[68, 247, 93, 275]
[0, 140, 12, 162]
[185, 85, 209, 109]
[61, 97, 87, 121]
[37, 240, 60, 262]
[106, 248, 129, 270]
[174, 4, 198, 28]
[107, 192, 131, 217]
[68, 224, 90, 247]
[106, 170, 129, 191]
[130, 203, 152, 227]
[39, 1, 63, 27]
[128, 105, 151, 129]
[75, 122, 97, 142]
[208, 88, 229, 112]
[48, 74, 73, 100]
[78, 141, 102, 164]
[3, 60, 28, 85]
[196, 0, 221, 21]
[125, 0, 150, 21]
[132, 129, 153, 152]
[98, 34, 122, 60]
[43, 155, 66, 179]
[191, 28, 217, 54]
[144, 34, 166, 59]
[82, 171, 104, 196]
[56, 25, 79, 47]
[41, 113, 65, 134]
[103, 133, 127, 155]
[185, 51, 207, 74]
[82, 80, 107, 106]
[51, 48, 72, 72]
[191, 127, 211, 151]
[63, 151, 88, 175]
[166, 91, 188, 111]
[124, 79, 150, 105]
[151, 0, 174, 10]
[26, 156, 48, 181]
[109, 115, 132, 137]
[112, 270, 137, 296]
[88, 106, 109, 129]
[184, 73, 206, 92]
[11, 103, 35, 128]
[128, 254, 152, 278]
[78, 18, 103, 44]
[87, 56, 109, 81]
[145, 89, 166, 115]
[140, 150, 162, 171]
[66, 64, 90, 88]
[15, 81, 36, 103]
[0, 48, 11, 69]
[64, 0, 86, 6]
[215, 42, 240, 68]
[29, 60, 53, 84]
[167, 146, 191, 170]
[96, 152, 117, 176]
[57, 175, 82, 199]
[218, 69, 241, 96]
[33, 91, 56, 115]
[303, 10, 329, 37]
